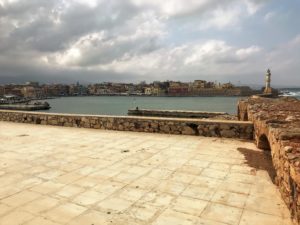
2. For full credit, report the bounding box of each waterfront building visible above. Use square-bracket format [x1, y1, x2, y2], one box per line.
[69, 84, 79, 95]
[21, 86, 44, 98]
[193, 80, 207, 89]
[144, 87, 152, 95]
[168, 82, 189, 96]
[221, 82, 234, 89]
[3, 85, 23, 97]
[42, 84, 69, 96]
[151, 87, 161, 96]
[25, 81, 39, 87]
[0, 79, 260, 97]
[126, 84, 135, 95]
[0, 86, 4, 96]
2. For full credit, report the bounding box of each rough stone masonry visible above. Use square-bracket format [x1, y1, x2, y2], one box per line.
[238, 96, 300, 224]
[0, 110, 253, 139]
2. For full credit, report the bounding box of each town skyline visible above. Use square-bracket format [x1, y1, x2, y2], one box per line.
[0, 79, 261, 99]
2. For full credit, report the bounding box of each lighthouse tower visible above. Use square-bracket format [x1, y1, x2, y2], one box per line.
[264, 69, 272, 94]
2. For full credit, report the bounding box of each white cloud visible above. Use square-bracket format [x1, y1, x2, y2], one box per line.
[130, 0, 269, 31]
[44, 10, 166, 67]
[267, 34, 300, 74]
[199, 6, 242, 30]
[71, 0, 99, 8]
[236, 46, 261, 59]
[184, 41, 232, 65]
[264, 11, 275, 21]
[290, 34, 300, 46]
[54, 47, 82, 66]
[244, 0, 269, 14]
[95, 40, 264, 79]
[130, 0, 215, 17]
[0, 0, 20, 5]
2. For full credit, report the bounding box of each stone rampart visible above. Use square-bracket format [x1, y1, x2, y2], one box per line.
[0, 110, 253, 139]
[238, 96, 300, 223]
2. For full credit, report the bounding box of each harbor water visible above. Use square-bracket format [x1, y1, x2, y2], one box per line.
[42, 96, 243, 115]
[40, 88, 300, 116]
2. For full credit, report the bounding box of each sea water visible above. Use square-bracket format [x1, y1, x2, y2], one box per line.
[41, 89, 300, 116]
[42, 96, 243, 115]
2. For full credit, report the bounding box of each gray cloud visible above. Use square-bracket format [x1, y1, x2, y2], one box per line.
[0, 0, 299, 86]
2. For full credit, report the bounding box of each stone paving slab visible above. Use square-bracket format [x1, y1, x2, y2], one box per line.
[0, 121, 294, 225]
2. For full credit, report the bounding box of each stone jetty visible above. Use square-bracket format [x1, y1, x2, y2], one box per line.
[128, 108, 229, 119]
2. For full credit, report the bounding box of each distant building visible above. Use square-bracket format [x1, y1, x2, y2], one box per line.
[264, 69, 272, 94]
[144, 87, 152, 95]
[152, 81, 168, 96]
[0, 79, 260, 98]
[21, 86, 44, 98]
[0, 86, 4, 96]
[193, 80, 207, 89]
[126, 85, 135, 95]
[42, 84, 69, 96]
[25, 81, 39, 87]
[4, 86, 23, 97]
[221, 82, 234, 89]
[151, 87, 161, 96]
[168, 82, 189, 96]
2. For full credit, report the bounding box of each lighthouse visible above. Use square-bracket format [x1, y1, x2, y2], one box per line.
[264, 69, 272, 94]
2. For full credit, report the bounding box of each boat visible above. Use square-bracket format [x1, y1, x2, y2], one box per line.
[0, 101, 51, 111]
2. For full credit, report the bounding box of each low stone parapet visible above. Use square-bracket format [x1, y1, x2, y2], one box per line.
[0, 110, 253, 139]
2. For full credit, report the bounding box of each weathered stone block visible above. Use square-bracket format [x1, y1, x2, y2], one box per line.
[182, 126, 196, 135]
[220, 129, 236, 138]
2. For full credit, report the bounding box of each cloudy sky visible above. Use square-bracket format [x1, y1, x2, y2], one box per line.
[0, 0, 299, 86]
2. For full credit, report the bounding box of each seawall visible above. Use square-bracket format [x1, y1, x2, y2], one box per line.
[167, 88, 260, 97]
[0, 110, 253, 139]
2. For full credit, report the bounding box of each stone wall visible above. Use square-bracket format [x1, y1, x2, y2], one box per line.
[128, 108, 228, 118]
[238, 96, 300, 223]
[0, 110, 253, 139]
[167, 87, 260, 97]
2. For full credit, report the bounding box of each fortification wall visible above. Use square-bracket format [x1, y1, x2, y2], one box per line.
[0, 110, 253, 139]
[238, 96, 300, 223]
[167, 88, 260, 97]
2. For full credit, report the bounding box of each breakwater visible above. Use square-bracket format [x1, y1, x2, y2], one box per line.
[0, 110, 253, 139]
[128, 108, 228, 118]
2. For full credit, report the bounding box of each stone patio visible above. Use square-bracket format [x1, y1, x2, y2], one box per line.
[0, 121, 294, 225]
